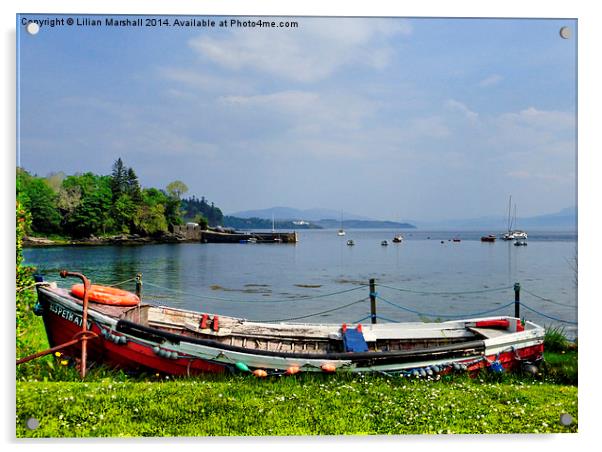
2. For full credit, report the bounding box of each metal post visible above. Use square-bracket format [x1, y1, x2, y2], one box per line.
[60, 270, 91, 378]
[135, 273, 143, 300]
[514, 282, 521, 318]
[369, 278, 377, 324]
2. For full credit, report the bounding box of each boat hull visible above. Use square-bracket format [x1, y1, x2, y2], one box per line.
[40, 293, 226, 376]
[35, 285, 544, 377]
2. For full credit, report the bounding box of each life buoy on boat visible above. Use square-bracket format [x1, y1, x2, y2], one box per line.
[70, 284, 140, 307]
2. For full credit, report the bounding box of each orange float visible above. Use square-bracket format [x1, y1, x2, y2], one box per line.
[321, 363, 336, 373]
[71, 284, 140, 307]
[285, 366, 300, 375]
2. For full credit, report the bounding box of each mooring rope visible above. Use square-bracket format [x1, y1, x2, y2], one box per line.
[143, 281, 367, 303]
[375, 294, 516, 319]
[251, 297, 369, 323]
[520, 303, 578, 325]
[106, 277, 138, 288]
[521, 287, 577, 308]
[377, 283, 513, 296]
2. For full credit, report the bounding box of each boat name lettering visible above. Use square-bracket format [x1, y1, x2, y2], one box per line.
[49, 302, 92, 329]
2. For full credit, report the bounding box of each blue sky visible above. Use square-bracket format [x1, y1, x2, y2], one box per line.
[17, 15, 576, 221]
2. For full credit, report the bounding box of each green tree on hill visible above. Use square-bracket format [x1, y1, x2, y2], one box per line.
[16, 162, 221, 239]
[62, 173, 113, 237]
[133, 188, 169, 235]
[16, 169, 60, 233]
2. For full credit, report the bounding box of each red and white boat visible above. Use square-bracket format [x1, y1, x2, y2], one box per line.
[32, 273, 545, 378]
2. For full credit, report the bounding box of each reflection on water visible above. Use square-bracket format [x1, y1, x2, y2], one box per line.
[24, 229, 577, 338]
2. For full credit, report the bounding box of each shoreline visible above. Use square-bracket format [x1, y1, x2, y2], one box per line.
[22, 233, 192, 248]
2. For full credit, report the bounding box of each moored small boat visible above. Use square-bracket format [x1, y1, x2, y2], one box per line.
[480, 235, 496, 242]
[381, 240, 389, 246]
[29, 273, 545, 378]
[392, 234, 404, 243]
[346, 239, 355, 246]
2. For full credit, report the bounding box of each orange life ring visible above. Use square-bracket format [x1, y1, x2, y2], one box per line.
[70, 284, 140, 307]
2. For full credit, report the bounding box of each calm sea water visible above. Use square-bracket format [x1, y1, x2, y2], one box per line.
[23, 229, 578, 338]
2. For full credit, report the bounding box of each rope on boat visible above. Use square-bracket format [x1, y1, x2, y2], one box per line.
[377, 283, 513, 295]
[375, 294, 516, 319]
[520, 303, 578, 325]
[142, 281, 368, 303]
[252, 297, 369, 323]
[353, 315, 372, 324]
[373, 314, 400, 323]
[521, 288, 577, 308]
[106, 277, 138, 288]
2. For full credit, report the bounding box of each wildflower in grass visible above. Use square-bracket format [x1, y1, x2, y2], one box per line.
[60, 360, 69, 366]
[54, 352, 62, 357]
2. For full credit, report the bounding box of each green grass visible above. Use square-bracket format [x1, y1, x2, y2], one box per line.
[17, 373, 577, 437]
[16, 314, 578, 437]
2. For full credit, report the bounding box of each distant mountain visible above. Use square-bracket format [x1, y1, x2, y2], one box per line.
[222, 216, 321, 230]
[227, 205, 576, 231]
[415, 206, 577, 230]
[228, 207, 372, 221]
[315, 219, 416, 229]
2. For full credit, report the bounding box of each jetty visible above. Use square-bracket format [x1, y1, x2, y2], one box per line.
[173, 224, 298, 244]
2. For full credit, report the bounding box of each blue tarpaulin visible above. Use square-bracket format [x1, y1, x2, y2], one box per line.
[342, 328, 369, 352]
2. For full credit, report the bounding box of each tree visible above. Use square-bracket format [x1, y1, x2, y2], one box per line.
[17, 171, 61, 233]
[62, 173, 113, 237]
[110, 157, 128, 199]
[16, 199, 36, 353]
[166, 180, 188, 200]
[133, 188, 169, 235]
[57, 185, 82, 224]
[126, 167, 142, 203]
[45, 171, 65, 192]
[112, 194, 137, 234]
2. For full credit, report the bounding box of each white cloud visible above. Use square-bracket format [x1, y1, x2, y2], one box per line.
[158, 67, 254, 95]
[498, 107, 574, 131]
[479, 74, 503, 87]
[444, 99, 479, 121]
[187, 18, 412, 82]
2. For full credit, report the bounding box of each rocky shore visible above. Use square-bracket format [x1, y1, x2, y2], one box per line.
[22, 232, 190, 247]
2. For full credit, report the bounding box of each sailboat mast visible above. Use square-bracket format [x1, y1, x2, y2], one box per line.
[507, 195, 512, 232]
[513, 204, 517, 230]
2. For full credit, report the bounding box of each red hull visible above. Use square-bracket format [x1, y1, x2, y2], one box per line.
[465, 343, 543, 375]
[43, 307, 542, 377]
[43, 309, 226, 376]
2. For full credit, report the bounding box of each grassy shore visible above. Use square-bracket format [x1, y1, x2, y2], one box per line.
[15, 313, 578, 437]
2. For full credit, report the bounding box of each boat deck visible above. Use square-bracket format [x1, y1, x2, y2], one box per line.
[43, 285, 527, 356]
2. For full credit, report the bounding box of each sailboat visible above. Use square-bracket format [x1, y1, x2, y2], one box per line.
[337, 211, 346, 236]
[501, 196, 528, 240]
[272, 213, 282, 242]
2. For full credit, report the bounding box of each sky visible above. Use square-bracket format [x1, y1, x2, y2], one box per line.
[17, 15, 577, 221]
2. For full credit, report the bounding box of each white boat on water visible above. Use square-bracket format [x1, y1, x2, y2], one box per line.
[392, 234, 404, 243]
[501, 196, 528, 241]
[337, 211, 345, 236]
